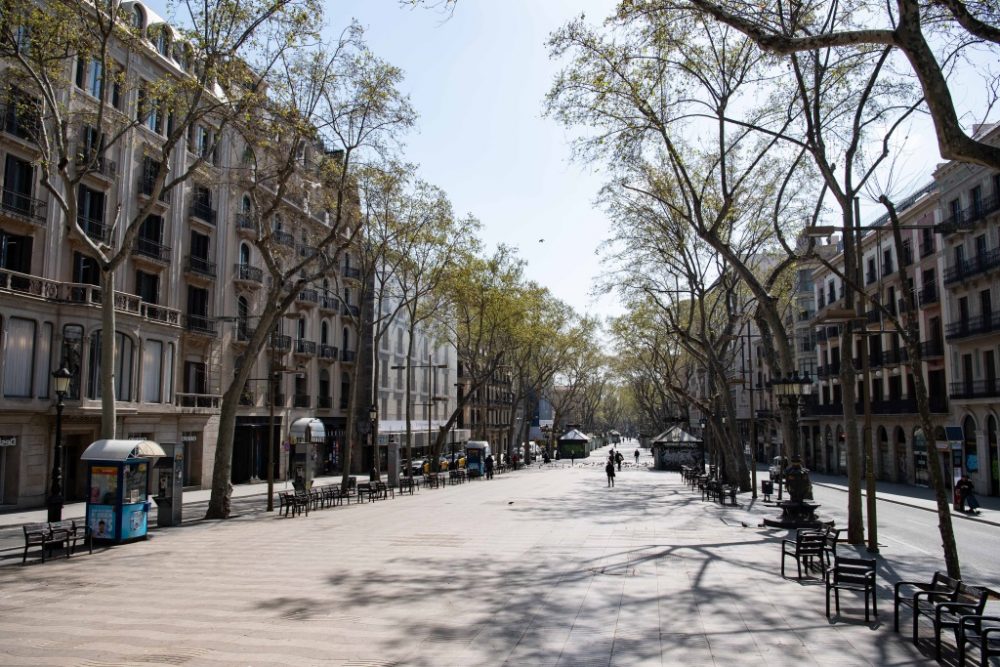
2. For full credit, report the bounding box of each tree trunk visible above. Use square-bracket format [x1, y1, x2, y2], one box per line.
[99, 268, 117, 439]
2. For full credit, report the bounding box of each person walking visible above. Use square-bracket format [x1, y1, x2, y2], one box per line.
[957, 475, 980, 513]
[484, 453, 494, 480]
[605, 457, 616, 487]
[634, 448, 640, 465]
[615, 450, 624, 472]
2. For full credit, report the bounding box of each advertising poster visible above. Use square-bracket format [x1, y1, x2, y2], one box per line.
[121, 506, 147, 540]
[89, 506, 115, 539]
[89, 466, 119, 504]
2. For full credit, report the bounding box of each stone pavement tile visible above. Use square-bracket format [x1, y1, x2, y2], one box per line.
[658, 632, 713, 666]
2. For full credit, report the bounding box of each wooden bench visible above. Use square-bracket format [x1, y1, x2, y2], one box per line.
[279, 490, 310, 517]
[957, 615, 1000, 666]
[914, 581, 989, 660]
[893, 570, 960, 634]
[719, 485, 738, 506]
[22, 520, 91, 564]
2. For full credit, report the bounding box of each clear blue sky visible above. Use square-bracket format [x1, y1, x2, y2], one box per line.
[328, 0, 621, 317]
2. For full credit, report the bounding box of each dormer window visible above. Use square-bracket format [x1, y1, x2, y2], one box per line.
[156, 28, 170, 57]
[131, 5, 145, 31]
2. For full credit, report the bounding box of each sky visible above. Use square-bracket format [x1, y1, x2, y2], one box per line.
[325, 0, 622, 317]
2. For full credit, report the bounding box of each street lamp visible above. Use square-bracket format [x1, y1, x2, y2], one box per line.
[369, 404, 379, 481]
[48, 366, 72, 522]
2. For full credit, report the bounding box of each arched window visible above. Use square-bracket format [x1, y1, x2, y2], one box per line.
[239, 242, 250, 267]
[340, 372, 350, 409]
[131, 5, 145, 31]
[297, 317, 306, 341]
[322, 278, 330, 294]
[321, 321, 329, 345]
[963, 415, 978, 474]
[342, 327, 349, 351]
[319, 369, 330, 403]
[156, 28, 170, 57]
[61, 324, 84, 400]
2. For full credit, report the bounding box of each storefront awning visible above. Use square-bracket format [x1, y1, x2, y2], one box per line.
[80, 439, 166, 461]
[289, 418, 325, 442]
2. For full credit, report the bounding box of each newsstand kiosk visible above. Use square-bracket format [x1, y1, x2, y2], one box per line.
[81, 439, 166, 543]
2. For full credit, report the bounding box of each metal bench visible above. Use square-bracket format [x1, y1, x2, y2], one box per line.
[781, 529, 826, 579]
[893, 570, 961, 634]
[915, 581, 989, 660]
[825, 555, 878, 622]
[957, 615, 1000, 666]
[22, 520, 90, 564]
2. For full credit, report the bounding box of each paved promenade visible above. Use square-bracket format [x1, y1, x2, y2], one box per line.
[0, 449, 947, 666]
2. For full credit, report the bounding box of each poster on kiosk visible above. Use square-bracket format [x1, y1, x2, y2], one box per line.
[80, 440, 166, 543]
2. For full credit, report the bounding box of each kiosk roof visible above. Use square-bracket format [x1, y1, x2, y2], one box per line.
[80, 439, 166, 461]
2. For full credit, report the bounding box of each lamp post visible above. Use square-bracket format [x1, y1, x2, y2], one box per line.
[48, 366, 72, 522]
[698, 417, 708, 473]
[369, 404, 379, 480]
[391, 358, 448, 473]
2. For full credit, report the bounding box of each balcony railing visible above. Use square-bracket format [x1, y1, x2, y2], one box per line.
[0, 268, 181, 326]
[949, 379, 1000, 400]
[234, 263, 263, 283]
[943, 247, 1000, 285]
[293, 394, 311, 408]
[269, 333, 291, 352]
[175, 393, 221, 409]
[938, 193, 1000, 234]
[919, 284, 938, 306]
[342, 266, 361, 280]
[920, 339, 945, 358]
[882, 348, 909, 365]
[272, 230, 294, 246]
[1, 189, 47, 224]
[134, 237, 172, 262]
[235, 212, 255, 234]
[271, 393, 286, 408]
[78, 214, 110, 243]
[184, 314, 217, 337]
[189, 200, 217, 225]
[342, 303, 360, 317]
[920, 239, 935, 258]
[319, 295, 337, 311]
[297, 244, 317, 258]
[138, 175, 170, 202]
[236, 325, 256, 342]
[296, 288, 319, 305]
[318, 395, 332, 409]
[945, 312, 1000, 340]
[319, 344, 338, 360]
[341, 349, 356, 363]
[186, 255, 217, 278]
[294, 339, 316, 356]
[0, 100, 38, 140]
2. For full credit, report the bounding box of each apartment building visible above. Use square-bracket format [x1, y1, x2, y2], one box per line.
[937, 123, 1000, 497]
[0, 1, 373, 508]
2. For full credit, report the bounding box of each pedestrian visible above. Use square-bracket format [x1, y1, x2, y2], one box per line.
[485, 453, 494, 480]
[957, 475, 980, 513]
[571, 451, 575, 466]
[615, 450, 624, 472]
[634, 448, 640, 465]
[605, 458, 616, 487]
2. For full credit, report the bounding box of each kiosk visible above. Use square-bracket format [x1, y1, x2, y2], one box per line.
[81, 439, 165, 543]
[289, 418, 325, 490]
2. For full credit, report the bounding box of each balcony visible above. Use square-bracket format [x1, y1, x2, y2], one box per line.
[294, 339, 316, 356]
[945, 312, 1000, 341]
[949, 379, 1000, 400]
[297, 244, 317, 259]
[272, 230, 294, 247]
[882, 348, 909, 365]
[938, 193, 1000, 235]
[189, 200, 216, 225]
[296, 288, 319, 306]
[920, 239, 936, 258]
[235, 212, 256, 236]
[1, 189, 47, 225]
[269, 333, 291, 352]
[0, 268, 181, 326]
[271, 393, 286, 408]
[342, 303, 360, 317]
[943, 247, 1000, 285]
[234, 263, 263, 284]
[341, 349, 356, 363]
[184, 314, 217, 337]
[0, 99, 38, 140]
[133, 237, 172, 263]
[138, 175, 170, 202]
[78, 214, 110, 243]
[319, 344, 338, 361]
[919, 284, 939, 307]
[342, 266, 361, 280]
[920, 339, 945, 359]
[293, 394, 311, 408]
[318, 395, 332, 409]
[319, 295, 338, 312]
[175, 393, 221, 409]
[235, 325, 256, 343]
[185, 255, 217, 278]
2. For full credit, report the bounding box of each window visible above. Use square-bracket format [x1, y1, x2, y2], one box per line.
[142, 339, 163, 402]
[77, 185, 106, 241]
[75, 58, 103, 98]
[131, 5, 145, 30]
[73, 252, 100, 285]
[239, 242, 250, 267]
[61, 324, 83, 400]
[87, 331, 133, 400]
[135, 270, 158, 304]
[187, 286, 209, 318]
[0, 229, 33, 274]
[184, 361, 206, 395]
[193, 125, 213, 160]
[3, 317, 35, 397]
[137, 84, 162, 134]
[190, 230, 210, 261]
[3, 154, 35, 213]
[321, 321, 329, 345]
[156, 28, 170, 57]
[971, 185, 983, 216]
[237, 296, 249, 339]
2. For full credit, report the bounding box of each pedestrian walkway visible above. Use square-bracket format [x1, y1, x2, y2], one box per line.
[0, 455, 949, 665]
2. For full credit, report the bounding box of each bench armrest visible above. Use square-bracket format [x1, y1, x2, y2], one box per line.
[913, 589, 953, 604]
[959, 615, 1000, 633]
[936, 602, 981, 622]
[894, 580, 933, 596]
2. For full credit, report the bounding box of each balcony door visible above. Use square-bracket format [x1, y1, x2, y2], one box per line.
[963, 354, 974, 396]
[986, 350, 997, 395]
